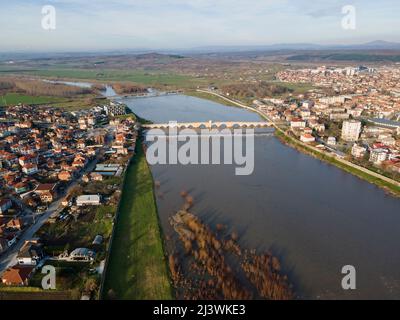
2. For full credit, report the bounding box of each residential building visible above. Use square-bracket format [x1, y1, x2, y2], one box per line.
[58, 171, 72, 181]
[22, 163, 38, 175]
[369, 149, 388, 164]
[290, 118, 306, 129]
[1, 266, 34, 286]
[105, 102, 126, 116]
[34, 183, 57, 203]
[351, 144, 367, 158]
[342, 120, 362, 142]
[327, 137, 337, 146]
[17, 242, 44, 266]
[300, 133, 315, 143]
[76, 195, 101, 206]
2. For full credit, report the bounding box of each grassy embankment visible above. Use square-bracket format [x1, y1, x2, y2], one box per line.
[102, 141, 172, 300]
[184, 90, 237, 107]
[275, 130, 400, 197]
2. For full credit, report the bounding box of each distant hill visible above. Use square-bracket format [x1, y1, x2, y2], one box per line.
[187, 40, 400, 53]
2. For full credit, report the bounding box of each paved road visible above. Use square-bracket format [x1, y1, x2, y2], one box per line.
[199, 89, 400, 189]
[0, 136, 111, 275]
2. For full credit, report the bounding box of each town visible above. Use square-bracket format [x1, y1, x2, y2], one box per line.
[0, 100, 139, 299]
[247, 65, 400, 182]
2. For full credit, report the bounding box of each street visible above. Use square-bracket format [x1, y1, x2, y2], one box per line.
[0, 131, 112, 274]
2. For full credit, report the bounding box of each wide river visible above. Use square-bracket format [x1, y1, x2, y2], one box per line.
[120, 94, 400, 300]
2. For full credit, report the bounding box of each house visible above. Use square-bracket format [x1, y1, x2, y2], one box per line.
[327, 137, 337, 146]
[34, 183, 57, 203]
[76, 195, 101, 206]
[77, 139, 86, 149]
[290, 118, 306, 129]
[90, 172, 103, 181]
[14, 182, 29, 194]
[303, 127, 313, 135]
[115, 133, 126, 144]
[1, 266, 34, 286]
[69, 248, 96, 261]
[39, 192, 54, 203]
[35, 183, 57, 195]
[18, 155, 37, 167]
[22, 163, 38, 175]
[6, 218, 23, 231]
[369, 149, 388, 165]
[300, 133, 315, 143]
[351, 144, 367, 158]
[58, 171, 72, 181]
[384, 161, 400, 174]
[0, 199, 12, 215]
[17, 241, 44, 266]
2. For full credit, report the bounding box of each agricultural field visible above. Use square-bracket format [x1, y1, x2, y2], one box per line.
[0, 68, 209, 89]
[0, 93, 66, 107]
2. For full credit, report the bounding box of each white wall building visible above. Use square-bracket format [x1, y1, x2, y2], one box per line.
[341, 120, 362, 142]
[351, 144, 367, 158]
[76, 195, 101, 206]
[369, 149, 388, 164]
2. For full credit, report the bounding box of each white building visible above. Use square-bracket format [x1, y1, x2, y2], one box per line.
[341, 120, 362, 142]
[76, 195, 101, 206]
[22, 164, 38, 175]
[300, 133, 315, 143]
[105, 102, 126, 116]
[351, 144, 367, 158]
[290, 119, 306, 129]
[369, 149, 388, 164]
[327, 137, 337, 146]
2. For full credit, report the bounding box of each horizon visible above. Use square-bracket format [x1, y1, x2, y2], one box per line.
[1, 39, 400, 56]
[1, 0, 400, 52]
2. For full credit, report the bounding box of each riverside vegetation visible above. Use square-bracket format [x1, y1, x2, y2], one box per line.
[167, 194, 294, 300]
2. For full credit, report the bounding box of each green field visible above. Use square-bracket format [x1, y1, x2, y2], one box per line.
[102, 144, 172, 300]
[0, 93, 66, 106]
[0, 68, 209, 88]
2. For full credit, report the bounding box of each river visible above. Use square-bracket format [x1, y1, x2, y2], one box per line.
[119, 94, 400, 300]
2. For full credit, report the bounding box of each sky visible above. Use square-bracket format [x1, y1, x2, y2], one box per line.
[0, 0, 399, 52]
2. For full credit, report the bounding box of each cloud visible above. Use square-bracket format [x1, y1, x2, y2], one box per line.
[0, 0, 399, 51]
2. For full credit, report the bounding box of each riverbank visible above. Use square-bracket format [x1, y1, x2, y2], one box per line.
[198, 89, 400, 197]
[102, 140, 172, 300]
[275, 130, 400, 197]
[184, 90, 238, 107]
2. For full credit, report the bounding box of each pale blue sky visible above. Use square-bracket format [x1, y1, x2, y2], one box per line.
[0, 0, 399, 52]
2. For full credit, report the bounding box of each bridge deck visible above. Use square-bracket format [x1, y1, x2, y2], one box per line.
[142, 121, 271, 129]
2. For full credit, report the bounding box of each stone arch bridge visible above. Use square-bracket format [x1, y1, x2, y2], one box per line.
[142, 120, 272, 130]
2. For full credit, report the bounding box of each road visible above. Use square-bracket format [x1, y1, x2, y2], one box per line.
[198, 89, 400, 189]
[0, 132, 112, 274]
